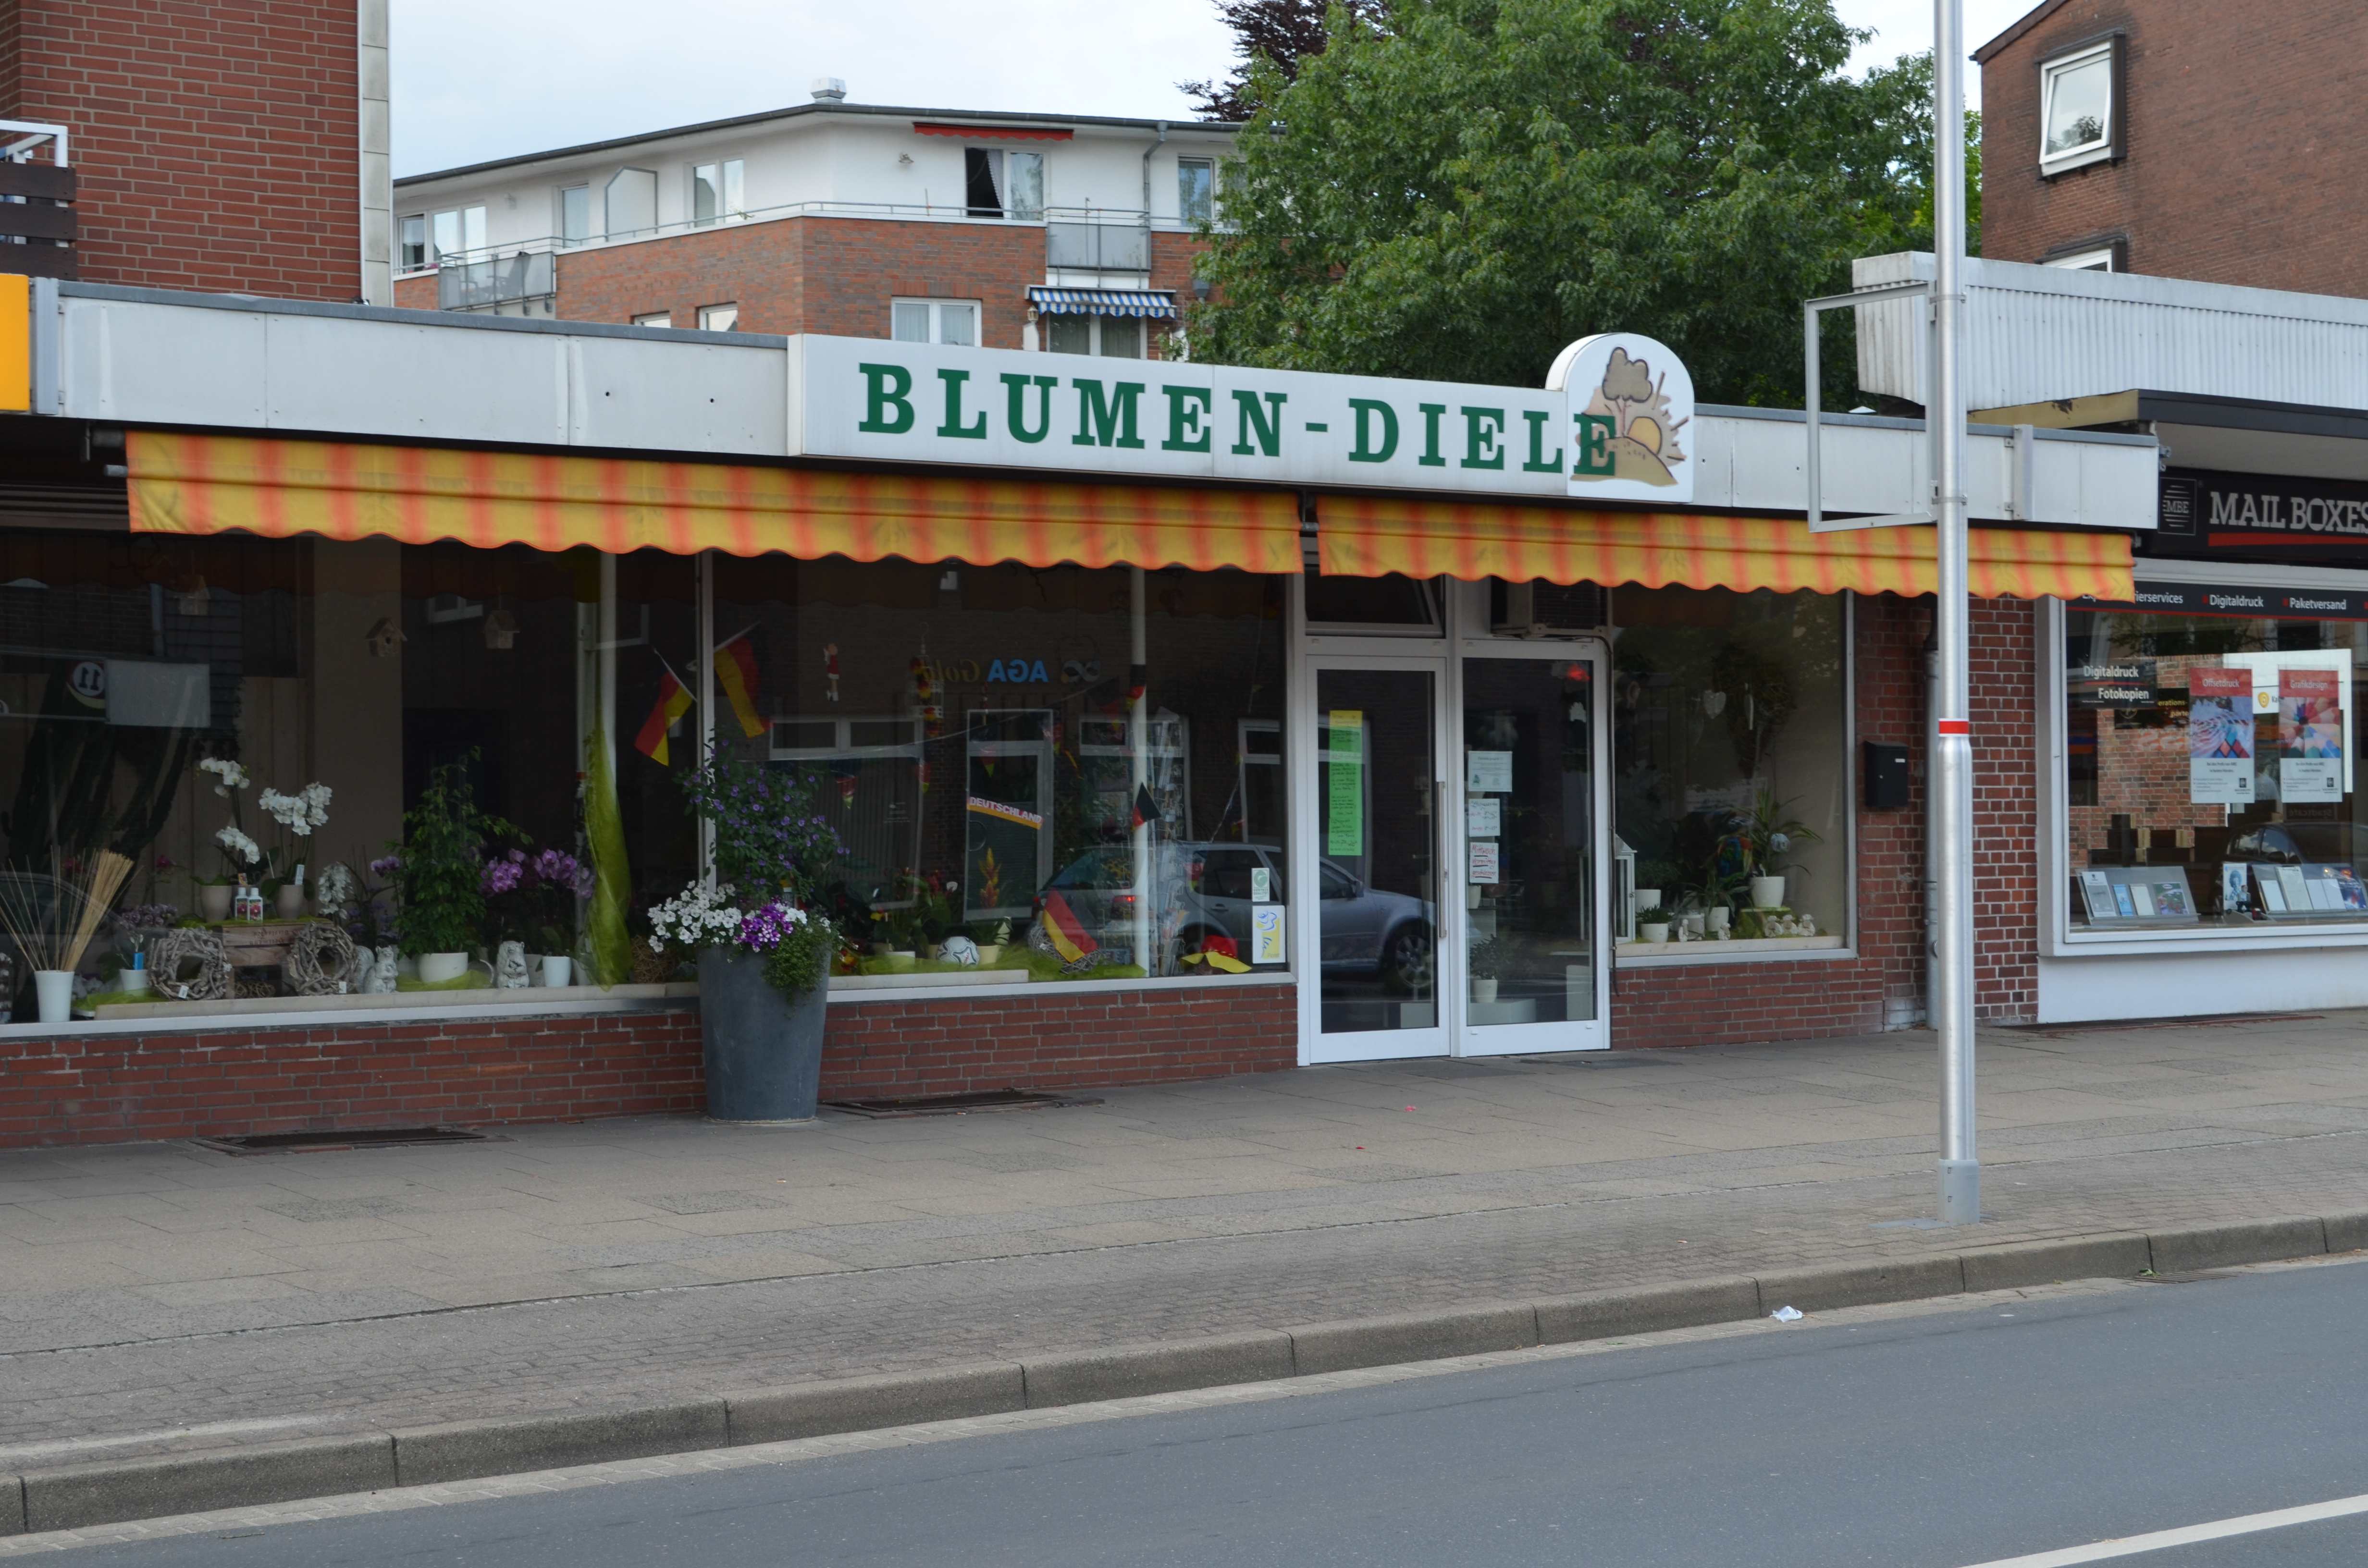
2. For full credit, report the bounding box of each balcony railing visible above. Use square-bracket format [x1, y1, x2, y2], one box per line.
[438, 248, 555, 311]
[0, 120, 75, 281]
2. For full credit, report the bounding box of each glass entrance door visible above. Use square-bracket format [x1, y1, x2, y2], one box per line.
[1308, 664, 1445, 1061]
[1454, 650, 1608, 1054]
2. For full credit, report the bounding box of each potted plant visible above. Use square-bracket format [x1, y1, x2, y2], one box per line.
[196, 757, 255, 922]
[1636, 906, 1673, 944]
[676, 747, 845, 1122]
[258, 782, 332, 917]
[1467, 933, 1502, 1004]
[390, 761, 488, 985]
[1724, 790, 1821, 911]
[483, 845, 592, 986]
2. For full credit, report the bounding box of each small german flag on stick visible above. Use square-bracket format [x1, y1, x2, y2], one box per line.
[1130, 781, 1159, 832]
[633, 665, 694, 765]
[715, 631, 766, 739]
[1041, 891, 1098, 966]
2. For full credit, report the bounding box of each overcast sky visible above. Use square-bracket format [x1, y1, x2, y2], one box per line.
[389, 0, 2044, 179]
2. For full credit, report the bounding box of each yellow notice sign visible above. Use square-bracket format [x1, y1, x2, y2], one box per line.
[0, 274, 27, 414]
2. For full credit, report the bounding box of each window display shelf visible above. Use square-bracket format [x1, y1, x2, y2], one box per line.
[1616, 933, 1846, 962]
[88, 981, 699, 1023]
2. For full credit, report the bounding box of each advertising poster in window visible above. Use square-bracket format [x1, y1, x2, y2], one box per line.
[1326, 710, 1364, 856]
[2278, 668, 2345, 804]
[2187, 667, 2256, 805]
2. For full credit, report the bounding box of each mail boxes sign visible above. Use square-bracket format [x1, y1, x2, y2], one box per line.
[793, 331, 1694, 503]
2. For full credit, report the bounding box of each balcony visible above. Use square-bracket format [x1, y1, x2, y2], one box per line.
[438, 247, 555, 315]
[0, 121, 76, 281]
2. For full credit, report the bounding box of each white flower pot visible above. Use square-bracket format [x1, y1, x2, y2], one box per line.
[198, 884, 234, 923]
[417, 951, 469, 985]
[1470, 976, 1498, 1005]
[541, 955, 573, 988]
[1631, 889, 1661, 921]
[119, 967, 151, 995]
[1708, 907, 1731, 935]
[1750, 875, 1787, 910]
[35, 970, 74, 1024]
[1640, 923, 1671, 944]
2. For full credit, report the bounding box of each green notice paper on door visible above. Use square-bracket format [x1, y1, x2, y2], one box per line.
[1326, 710, 1364, 856]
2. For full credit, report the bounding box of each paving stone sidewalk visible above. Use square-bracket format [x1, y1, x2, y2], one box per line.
[3, 1011, 2366, 1467]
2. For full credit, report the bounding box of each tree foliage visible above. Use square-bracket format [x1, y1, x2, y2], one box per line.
[1181, 0, 1390, 122]
[1189, 0, 1978, 406]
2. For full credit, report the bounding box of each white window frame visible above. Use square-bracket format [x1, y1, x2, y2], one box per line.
[1177, 157, 1215, 225]
[632, 310, 673, 329]
[431, 206, 486, 265]
[2038, 38, 2119, 175]
[2043, 246, 2116, 272]
[397, 213, 428, 272]
[2040, 575, 2368, 958]
[697, 303, 739, 332]
[890, 297, 982, 345]
[691, 159, 744, 226]
[1045, 313, 1145, 358]
[557, 184, 592, 245]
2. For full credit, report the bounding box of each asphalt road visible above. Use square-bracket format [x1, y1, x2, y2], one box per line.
[52, 1258, 2368, 1567]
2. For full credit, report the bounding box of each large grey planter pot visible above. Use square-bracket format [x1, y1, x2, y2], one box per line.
[698, 946, 825, 1123]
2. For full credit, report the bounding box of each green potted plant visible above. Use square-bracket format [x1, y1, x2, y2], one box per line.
[1636, 906, 1673, 944]
[671, 746, 844, 1122]
[1726, 790, 1822, 911]
[391, 761, 488, 986]
[1467, 933, 1503, 1004]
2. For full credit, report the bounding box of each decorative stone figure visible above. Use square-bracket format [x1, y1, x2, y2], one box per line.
[362, 944, 400, 994]
[496, 940, 531, 989]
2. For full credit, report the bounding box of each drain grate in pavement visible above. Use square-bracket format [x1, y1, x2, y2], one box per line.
[194, 1126, 499, 1156]
[824, 1088, 1102, 1119]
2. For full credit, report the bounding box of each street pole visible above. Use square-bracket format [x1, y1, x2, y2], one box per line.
[1932, 0, 1979, 1225]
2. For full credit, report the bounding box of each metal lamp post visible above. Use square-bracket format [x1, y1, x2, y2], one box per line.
[1931, 0, 1980, 1226]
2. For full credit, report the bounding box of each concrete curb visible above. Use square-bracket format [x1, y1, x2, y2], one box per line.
[7, 1208, 2363, 1538]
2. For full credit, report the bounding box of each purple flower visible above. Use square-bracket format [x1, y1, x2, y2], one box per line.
[370, 854, 401, 878]
[481, 854, 524, 896]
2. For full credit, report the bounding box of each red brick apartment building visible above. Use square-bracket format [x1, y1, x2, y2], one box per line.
[389, 82, 1232, 355]
[1975, 0, 2368, 294]
[0, 0, 389, 299]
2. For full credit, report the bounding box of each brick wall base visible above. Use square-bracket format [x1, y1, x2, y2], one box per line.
[0, 982, 1299, 1149]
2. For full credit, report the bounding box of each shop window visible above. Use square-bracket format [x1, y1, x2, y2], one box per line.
[2062, 606, 2368, 932]
[891, 298, 980, 345]
[717, 559, 1291, 983]
[1610, 585, 1849, 953]
[2039, 37, 2120, 175]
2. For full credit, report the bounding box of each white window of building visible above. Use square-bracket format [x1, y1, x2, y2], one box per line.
[559, 184, 592, 243]
[698, 303, 739, 331]
[431, 206, 486, 264]
[1177, 158, 1214, 225]
[605, 168, 658, 238]
[692, 159, 744, 225]
[960, 149, 1044, 220]
[2044, 246, 2116, 272]
[1047, 314, 1144, 357]
[632, 310, 673, 328]
[891, 298, 980, 345]
[398, 214, 427, 270]
[2040, 39, 2118, 173]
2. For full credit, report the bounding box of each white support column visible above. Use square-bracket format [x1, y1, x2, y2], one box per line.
[697, 549, 717, 888]
[1932, 0, 1980, 1226]
[1130, 565, 1153, 977]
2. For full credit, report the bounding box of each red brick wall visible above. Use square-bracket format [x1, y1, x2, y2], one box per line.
[0, 0, 361, 298]
[0, 982, 1297, 1148]
[1609, 591, 2042, 1047]
[1977, 1, 2368, 294]
[393, 272, 435, 310]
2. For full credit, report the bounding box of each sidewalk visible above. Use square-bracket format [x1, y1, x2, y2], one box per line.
[3, 1011, 2366, 1469]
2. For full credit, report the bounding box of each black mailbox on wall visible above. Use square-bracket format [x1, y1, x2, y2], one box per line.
[1863, 742, 1910, 809]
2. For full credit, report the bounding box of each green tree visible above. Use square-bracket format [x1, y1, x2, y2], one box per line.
[1190, 0, 1977, 407]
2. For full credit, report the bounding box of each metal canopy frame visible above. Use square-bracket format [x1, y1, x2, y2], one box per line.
[1803, 279, 1932, 534]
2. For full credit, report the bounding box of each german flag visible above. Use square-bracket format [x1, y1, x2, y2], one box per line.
[715, 634, 765, 739]
[1130, 781, 1159, 832]
[633, 670, 693, 764]
[1041, 891, 1098, 965]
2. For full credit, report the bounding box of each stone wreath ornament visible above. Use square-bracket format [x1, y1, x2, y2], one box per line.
[147, 927, 231, 1002]
[284, 921, 359, 996]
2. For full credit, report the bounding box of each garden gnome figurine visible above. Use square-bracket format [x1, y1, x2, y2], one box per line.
[496, 941, 530, 989]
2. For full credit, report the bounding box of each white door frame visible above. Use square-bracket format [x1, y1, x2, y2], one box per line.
[1445, 637, 1613, 1056]
[1292, 649, 1454, 1065]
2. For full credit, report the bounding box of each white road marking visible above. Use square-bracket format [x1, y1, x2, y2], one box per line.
[1956, 1491, 2368, 1567]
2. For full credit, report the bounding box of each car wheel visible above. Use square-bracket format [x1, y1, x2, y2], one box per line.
[1381, 922, 1433, 995]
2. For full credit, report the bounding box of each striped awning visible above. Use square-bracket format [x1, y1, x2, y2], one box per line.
[1027, 287, 1178, 319]
[1318, 496, 2134, 601]
[126, 432, 1303, 575]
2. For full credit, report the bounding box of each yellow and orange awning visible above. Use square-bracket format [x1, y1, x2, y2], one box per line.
[127, 432, 1305, 576]
[127, 432, 2133, 602]
[1319, 495, 2134, 602]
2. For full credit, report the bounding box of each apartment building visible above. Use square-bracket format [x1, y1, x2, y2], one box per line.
[391, 83, 1234, 355]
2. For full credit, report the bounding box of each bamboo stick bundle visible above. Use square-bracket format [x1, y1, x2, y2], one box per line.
[0, 850, 136, 978]
[62, 850, 135, 974]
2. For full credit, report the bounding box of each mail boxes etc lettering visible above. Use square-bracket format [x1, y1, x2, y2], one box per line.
[800, 331, 1694, 504]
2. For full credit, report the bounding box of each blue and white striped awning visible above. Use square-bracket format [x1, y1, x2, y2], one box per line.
[1027, 286, 1178, 319]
